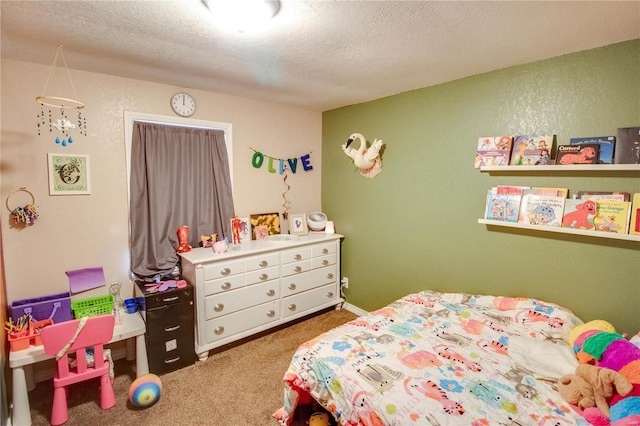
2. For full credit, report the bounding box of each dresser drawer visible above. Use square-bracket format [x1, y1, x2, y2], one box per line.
[205, 301, 280, 343]
[204, 274, 245, 296]
[246, 266, 279, 286]
[281, 265, 337, 296]
[312, 253, 336, 269]
[281, 247, 312, 264]
[281, 259, 312, 277]
[245, 252, 280, 272]
[202, 260, 245, 280]
[282, 283, 338, 318]
[312, 243, 336, 257]
[205, 280, 280, 320]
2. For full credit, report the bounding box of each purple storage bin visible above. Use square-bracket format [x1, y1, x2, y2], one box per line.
[10, 292, 73, 323]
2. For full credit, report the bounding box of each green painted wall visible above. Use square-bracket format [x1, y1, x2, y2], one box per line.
[322, 40, 640, 336]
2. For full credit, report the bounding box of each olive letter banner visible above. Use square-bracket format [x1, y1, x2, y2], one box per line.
[249, 147, 314, 221]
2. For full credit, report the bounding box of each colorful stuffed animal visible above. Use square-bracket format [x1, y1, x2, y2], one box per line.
[558, 365, 632, 418]
[566, 320, 640, 425]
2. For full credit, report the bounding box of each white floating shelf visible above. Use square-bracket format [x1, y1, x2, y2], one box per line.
[478, 219, 640, 242]
[480, 164, 640, 172]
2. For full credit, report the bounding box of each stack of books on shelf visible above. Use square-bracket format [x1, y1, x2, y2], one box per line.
[474, 126, 640, 167]
[484, 187, 640, 235]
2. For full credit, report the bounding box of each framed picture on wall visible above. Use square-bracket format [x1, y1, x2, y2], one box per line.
[47, 153, 91, 195]
[289, 213, 308, 236]
[250, 212, 280, 240]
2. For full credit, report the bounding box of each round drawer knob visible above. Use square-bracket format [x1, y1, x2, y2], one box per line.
[221, 282, 231, 290]
[327, 273, 334, 279]
[326, 292, 334, 298]
[214, 303, 224, 312]
[322, 260, 329, 266]
[322, 248, 329, 254]
[267, 310, 276, 317]
[294, 254, 302, 260]
[214, 326, 224, 335]
[259, 260, 268, 267]
[259, 273, 269, 281]
[288, 304, 297, 311]
[288, 283, 296, 290]
[266, 289, 275, 297]
[221, 268, 231, 276]
[294, 266, 302, 272]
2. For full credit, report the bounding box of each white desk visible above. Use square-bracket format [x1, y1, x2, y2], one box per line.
[9, 311, 148, 426]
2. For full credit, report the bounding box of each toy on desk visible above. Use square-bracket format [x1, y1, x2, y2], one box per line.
[129, 373, 162, 408]
[200, 233, 217, 248]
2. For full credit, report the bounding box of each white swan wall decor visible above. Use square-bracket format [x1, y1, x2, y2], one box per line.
[342, 133, 384, 178]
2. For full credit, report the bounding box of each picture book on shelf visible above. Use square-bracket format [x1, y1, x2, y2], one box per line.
[510, 135, 554, 166]
[527, 187, 570, 198]
[614, 127, 640, 164]
[569, 136, 615, 164]
[556, 144, 599, 165]
[485, 190, 521, 222]
[495, 185, 529, 195]
[518, 193, 565, 227]
[629, 194, 640, 235]
[593, 200, 631, 234]
[575, 191, 631, 202]
[562, 198, 597, 230]
[474, 136, 513, 168]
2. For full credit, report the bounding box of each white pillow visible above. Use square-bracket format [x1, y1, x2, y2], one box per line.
[509, 335, 578, 380]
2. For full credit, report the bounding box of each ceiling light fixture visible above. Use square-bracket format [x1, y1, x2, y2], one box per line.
[202, 0, 280, 34]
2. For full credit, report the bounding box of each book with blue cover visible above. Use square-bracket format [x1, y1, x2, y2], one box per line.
[569, 136, 615, 164]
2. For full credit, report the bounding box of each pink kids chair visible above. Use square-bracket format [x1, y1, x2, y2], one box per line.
[40, 314, 116, 425]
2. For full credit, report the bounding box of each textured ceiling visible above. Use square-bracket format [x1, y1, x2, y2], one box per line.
[1, 1, 639, 111]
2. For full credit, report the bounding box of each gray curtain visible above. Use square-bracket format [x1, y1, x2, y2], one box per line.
[129, 121, 234, 281]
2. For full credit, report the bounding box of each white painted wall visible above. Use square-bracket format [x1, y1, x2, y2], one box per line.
[1, 59, 322, 303]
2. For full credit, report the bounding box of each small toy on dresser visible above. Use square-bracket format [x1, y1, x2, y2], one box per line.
[557, 320, 640, 425]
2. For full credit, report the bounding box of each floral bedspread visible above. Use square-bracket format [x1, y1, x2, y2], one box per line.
[274, 291, 588, 425]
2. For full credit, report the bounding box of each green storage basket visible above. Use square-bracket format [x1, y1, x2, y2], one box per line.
[71, 295, 114, 318]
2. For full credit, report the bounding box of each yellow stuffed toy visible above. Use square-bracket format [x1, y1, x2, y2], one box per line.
[308, 412, 330, 426]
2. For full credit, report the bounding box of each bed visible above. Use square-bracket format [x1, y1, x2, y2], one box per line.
[274, 290, 590, 425]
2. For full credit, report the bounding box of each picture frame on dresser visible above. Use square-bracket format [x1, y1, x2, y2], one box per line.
[250, 212, 281, 239]
[289, 213, 308, 236]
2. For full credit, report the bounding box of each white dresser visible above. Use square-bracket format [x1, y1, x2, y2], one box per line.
[180, 233, 343, 361]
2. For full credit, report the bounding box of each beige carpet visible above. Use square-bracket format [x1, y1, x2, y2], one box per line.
[25, 308, 357, 426]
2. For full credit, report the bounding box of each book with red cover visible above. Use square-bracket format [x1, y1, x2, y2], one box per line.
[556, 144, 600, 165]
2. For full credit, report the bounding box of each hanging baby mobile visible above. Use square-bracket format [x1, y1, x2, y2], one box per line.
[6, 187, 39, 227]
[36, 45, 87, 147]
[249, 147, 314, 220]
[342, 132, 385, 178]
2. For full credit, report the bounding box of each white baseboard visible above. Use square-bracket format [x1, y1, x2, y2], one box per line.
[341, 302, 368, 317]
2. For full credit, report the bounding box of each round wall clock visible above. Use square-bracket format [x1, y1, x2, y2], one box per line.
[170, 92, 196, 117]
